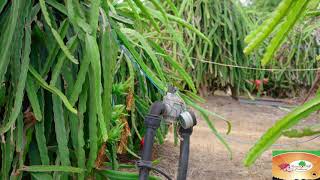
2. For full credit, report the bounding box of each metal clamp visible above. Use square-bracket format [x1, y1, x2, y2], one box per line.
[137, 160, 152, 169]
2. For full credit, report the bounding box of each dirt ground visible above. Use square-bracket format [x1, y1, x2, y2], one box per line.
[156, 95, 320, 180]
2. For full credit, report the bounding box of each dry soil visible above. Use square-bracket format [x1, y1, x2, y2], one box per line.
[156, 95, 320, 180]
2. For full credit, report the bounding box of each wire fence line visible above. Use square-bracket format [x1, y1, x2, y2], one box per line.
[163, 49, 320, 72]
[222, 135, 320, 146]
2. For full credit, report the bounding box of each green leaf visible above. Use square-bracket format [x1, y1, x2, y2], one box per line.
[131, 0, 161, 32]
[31, 173, 53, 180]
[0, 18, 31, 134]
[149, 8, 211, 46]
[89, 0, 101, 37]
[20, 165, 85, 173]
[149, 40, 196, 92]
[261, 0, 310, 65]
[28, 66, 77, 114]
[26, 76, 42, 121]
[244, 96, 320, 166]
[113, 21, 166, 92]
[39, 0, 79, 64]
[122, 28, 166, 82]
[52, 78, 71, 166]
[98, 169, 161, 180]
[35, 120, 50, 165]
[0, 0, 21, 86]
[46, 0, 67, 15]
[87, 33, 108, 142]
[100, 10, 118, 131]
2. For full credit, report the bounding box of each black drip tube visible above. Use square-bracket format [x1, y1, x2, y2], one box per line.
[177, 127, 193, 180]
[138, 101, 166, 180]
